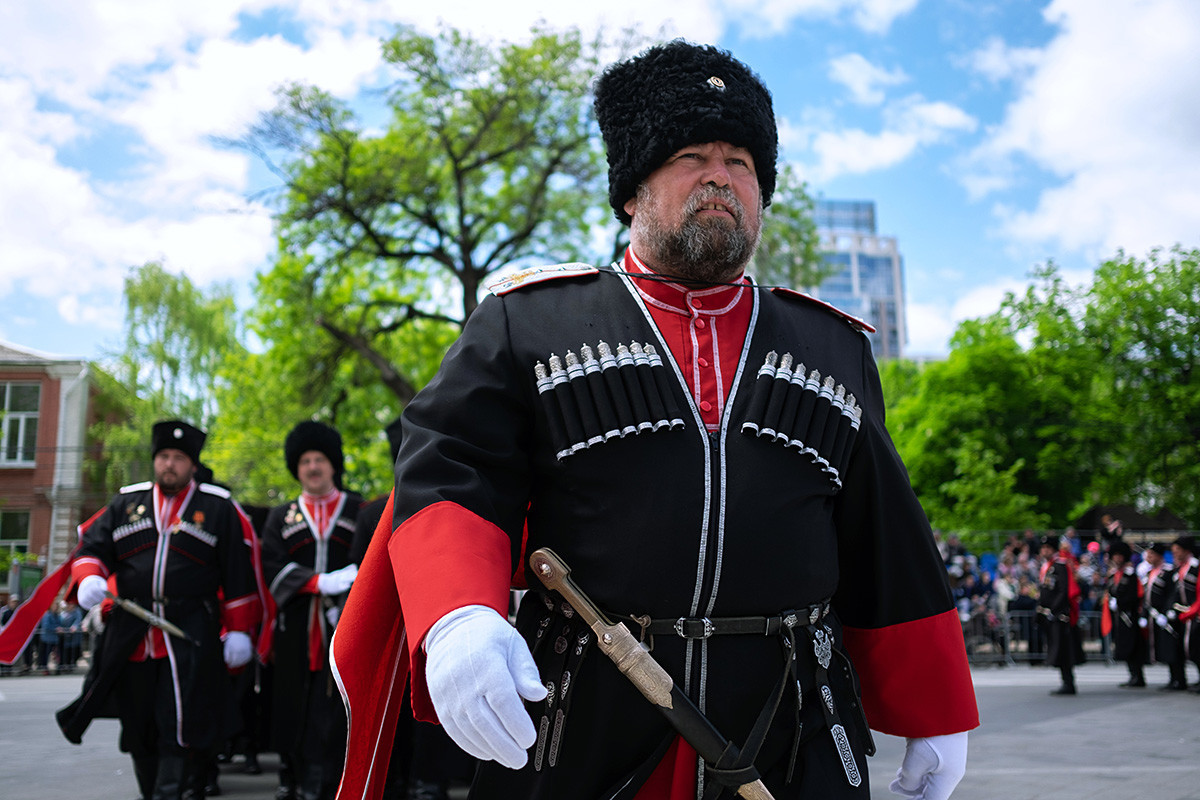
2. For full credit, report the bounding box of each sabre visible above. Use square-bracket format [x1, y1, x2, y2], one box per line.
[529, 548, 774, 800]
[105, 591, 197, 645]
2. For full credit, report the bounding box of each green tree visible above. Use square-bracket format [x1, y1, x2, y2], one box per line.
[936, 441, 1048, 551]
[1078, 247, 1200, 523]
[89, 263, 245, 499]
[751, 165, 828, 289]
[238, 24, 612, 408]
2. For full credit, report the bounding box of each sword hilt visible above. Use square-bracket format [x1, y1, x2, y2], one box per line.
[528, 548, 776, 800]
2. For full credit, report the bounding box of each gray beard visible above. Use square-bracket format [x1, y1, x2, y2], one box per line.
[634, 186, 761, 284]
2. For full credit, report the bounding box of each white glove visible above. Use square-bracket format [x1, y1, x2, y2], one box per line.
[326, 605, 341, 626]
[424, 605, 548, 769]
[223, 631, 253, 668]
[1138, 616, 1148, 629]
[77, 575, 108, 611]
[316, 563, 358, 596]
[890, 732, 968, 800]
[1108, 597, 1118, 611]
[1156, 612, 1170, 627]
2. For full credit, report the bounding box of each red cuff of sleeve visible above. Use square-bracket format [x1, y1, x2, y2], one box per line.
[221, 593, 261, 633]
[391, 501, 513, 722]
[842, 609, 979, 737]
[301, 574, 319, 594]
[70, 557, 108, 583]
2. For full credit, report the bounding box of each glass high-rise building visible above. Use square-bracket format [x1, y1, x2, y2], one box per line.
[808, 200, 906, 359]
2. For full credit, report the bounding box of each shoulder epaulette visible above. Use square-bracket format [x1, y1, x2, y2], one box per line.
[769, 287, 876, 333]
[119, 481, 153, 494]
[199, 482, 231, 499]
[487, 263, 600, 296]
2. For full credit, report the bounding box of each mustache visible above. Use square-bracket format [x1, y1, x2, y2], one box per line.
[685, 186, 744, 221]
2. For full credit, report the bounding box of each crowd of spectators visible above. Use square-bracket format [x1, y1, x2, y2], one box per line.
[0, 597, 85, 676]
[937, 527, 1113, 660]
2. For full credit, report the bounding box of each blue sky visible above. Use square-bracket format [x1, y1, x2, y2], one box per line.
[3, 0, 1199, 361]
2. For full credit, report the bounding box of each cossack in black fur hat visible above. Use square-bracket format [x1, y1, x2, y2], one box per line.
[1108, 540, 1132, 559]
[1040, 534, 1060, 551]
[594, 39, 778, 226]
[151, 420, 205, 464]
[1173, 535, 1196, 554]
[285, 421, 344, 483]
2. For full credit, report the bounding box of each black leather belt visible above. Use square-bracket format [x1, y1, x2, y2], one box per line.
[638, 600, 832, 641]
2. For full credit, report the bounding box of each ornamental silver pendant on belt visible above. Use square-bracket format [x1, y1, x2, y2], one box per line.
[813, 626, 832, 669]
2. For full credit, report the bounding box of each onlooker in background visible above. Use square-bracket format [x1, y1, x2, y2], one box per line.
[1062, 526, 1083, 558]
[1143, 543, 1187, 691]
[1009, 577, 1043, 662]
[35, 604, 60, 675]
[56, 600, 84, 674]
[0, 595, 19, 676]
[1106, 540, 1147, 688]
[1038, 535, 1085, 694]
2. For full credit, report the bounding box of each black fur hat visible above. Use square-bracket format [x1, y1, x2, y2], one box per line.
[1108, 540, 1132, 559]
[594, 39, 778, 226]
[1173, 535, 1196, 554]
[151, 420, 205, 464]
[285, 421, 344, 484]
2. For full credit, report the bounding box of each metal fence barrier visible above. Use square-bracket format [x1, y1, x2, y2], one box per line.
[962, 608, 1113, 667]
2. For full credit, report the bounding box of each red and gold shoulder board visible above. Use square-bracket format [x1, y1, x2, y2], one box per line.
[487, 263, 599, 296]
[770, 287, 876, 333]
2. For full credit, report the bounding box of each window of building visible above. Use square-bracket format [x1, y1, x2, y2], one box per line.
[0, 510, 30, 556]
[1, 381, 40, 466]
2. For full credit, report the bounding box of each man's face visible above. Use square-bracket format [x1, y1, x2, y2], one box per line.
[1173, 544, 1188, 563]
[153, 449, 196, 494]
[1145, 550, 1162, 567]
[1040, 545, 1054, 561]
[298, 451, 336, 495]
[624, 141, 763, 284]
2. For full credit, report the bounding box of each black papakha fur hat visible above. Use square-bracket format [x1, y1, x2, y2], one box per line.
[285, 421, 344, 484]
[151, 420, 206, 464]
[594, 39, 778, 226]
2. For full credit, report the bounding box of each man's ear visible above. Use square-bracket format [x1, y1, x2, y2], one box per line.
[623, 195, 638, 219]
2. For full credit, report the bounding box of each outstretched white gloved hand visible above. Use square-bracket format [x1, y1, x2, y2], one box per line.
[316, 563, 358, 596]
[425, 605, 548, 769]
[77, 575, 108, 611]
[890, 732, 968, 800]
[223, 631, 253, 668]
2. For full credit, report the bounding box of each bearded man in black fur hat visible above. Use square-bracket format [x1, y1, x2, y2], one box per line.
[261, 421, 364, 800]
[334, 40, 977, 800]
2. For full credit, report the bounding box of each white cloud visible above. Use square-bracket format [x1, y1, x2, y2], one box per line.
[965, 36, 1042, 83]
[965, 0, 1200, 258]
[804, 96, 976, 181]
[828, 52, 908, 105]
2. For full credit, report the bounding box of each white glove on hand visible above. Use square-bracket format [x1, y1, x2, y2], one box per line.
[425, 605, 548, 769]
[890, 732, 968, 800]
[1138, 616, 1148, 629]
[223, 631, 253, 668]
[1155, 612, 1170, 628]
[77, 575, 108, 611]
[316, 563, 358, 596]
[326, 605, 341, 626]
[1109, 597, 1118, 611]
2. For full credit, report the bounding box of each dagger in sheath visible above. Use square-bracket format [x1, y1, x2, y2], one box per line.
[529, 547, 774, 800]
[105, 591, 198, 645]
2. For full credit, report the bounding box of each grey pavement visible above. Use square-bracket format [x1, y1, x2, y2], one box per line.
[2, 662, 1199, 799]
